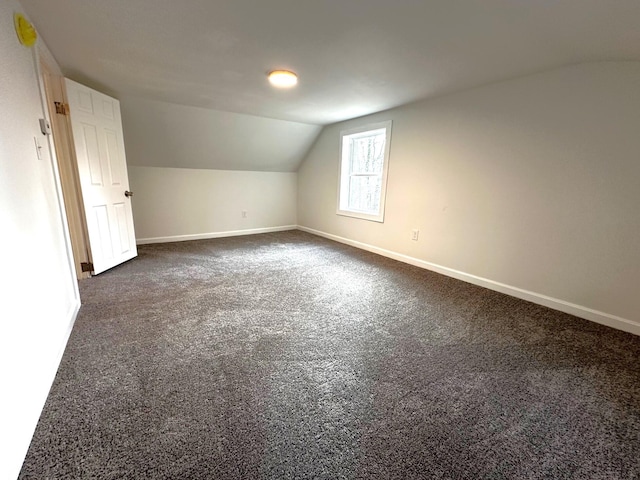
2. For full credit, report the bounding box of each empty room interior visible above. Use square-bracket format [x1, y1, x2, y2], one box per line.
[2, 1, 640, 479]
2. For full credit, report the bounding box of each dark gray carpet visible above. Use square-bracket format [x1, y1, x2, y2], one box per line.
[19, 231, 640, 479]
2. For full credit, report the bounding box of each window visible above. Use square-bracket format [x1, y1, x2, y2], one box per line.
[337, 121, 392, 222]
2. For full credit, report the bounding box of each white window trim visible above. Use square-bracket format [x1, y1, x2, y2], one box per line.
[336, 120, 392, 223]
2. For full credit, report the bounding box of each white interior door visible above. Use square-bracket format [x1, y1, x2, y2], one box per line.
[65, 79, 137, 274]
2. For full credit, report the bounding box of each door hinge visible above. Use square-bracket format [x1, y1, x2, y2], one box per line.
[80, 262, 94, 273]
[54, 101, 70, 115]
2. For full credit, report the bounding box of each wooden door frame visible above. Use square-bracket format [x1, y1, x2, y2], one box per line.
[39, 56, 92, 280]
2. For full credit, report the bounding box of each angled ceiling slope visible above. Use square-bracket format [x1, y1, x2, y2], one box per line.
[120, 96, 322, 172]
[21, 0, 640, 125]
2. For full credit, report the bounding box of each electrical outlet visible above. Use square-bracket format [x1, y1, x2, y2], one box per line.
[411, 229, 419, 241]
[241, 210, 247, 218]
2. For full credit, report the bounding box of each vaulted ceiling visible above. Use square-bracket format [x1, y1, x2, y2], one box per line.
[20, 0, 640, 126]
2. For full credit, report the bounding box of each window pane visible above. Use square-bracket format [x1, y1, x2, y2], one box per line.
[348, 175, 382, 213]
[349, 133, 386, 175]
[338, 121, 391, 222]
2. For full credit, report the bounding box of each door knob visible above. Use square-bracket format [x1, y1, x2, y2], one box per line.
[124, 190, 134, 197]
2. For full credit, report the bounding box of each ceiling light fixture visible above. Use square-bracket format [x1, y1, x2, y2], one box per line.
[268, 70, 298, 88]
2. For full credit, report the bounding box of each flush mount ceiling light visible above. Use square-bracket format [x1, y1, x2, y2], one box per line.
[268, 70, 298, 88]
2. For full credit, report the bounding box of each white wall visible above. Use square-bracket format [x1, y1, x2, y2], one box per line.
[120, 96, 322, 172]
[0, 2, 80, 479]
[121, 97, 313, 244]
[130, 166, 297, 243]
[298, 62, 640, 334]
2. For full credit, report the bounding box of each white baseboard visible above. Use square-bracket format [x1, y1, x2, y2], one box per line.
[136, 225, 298, 245]
[10, 299, 80, 480]
[297, 225, 640, 337]
[57, 299, 81, 372]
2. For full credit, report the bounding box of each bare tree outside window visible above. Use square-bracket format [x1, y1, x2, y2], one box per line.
[337, 121, 392, 222]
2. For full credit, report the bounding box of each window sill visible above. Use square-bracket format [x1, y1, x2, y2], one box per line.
[336, 209, 385, 223]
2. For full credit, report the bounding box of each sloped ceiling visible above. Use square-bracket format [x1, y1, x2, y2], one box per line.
[19, 1, 640, 171]
[20, 0, 640, 126]
[120, 97, 321, 172]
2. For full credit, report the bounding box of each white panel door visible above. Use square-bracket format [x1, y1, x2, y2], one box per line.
[65, 79, 137, 274]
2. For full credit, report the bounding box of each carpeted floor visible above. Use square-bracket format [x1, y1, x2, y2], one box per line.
[19, 231, 640, 479]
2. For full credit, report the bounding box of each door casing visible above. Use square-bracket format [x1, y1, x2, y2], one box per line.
[39, 56, 91, 280]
